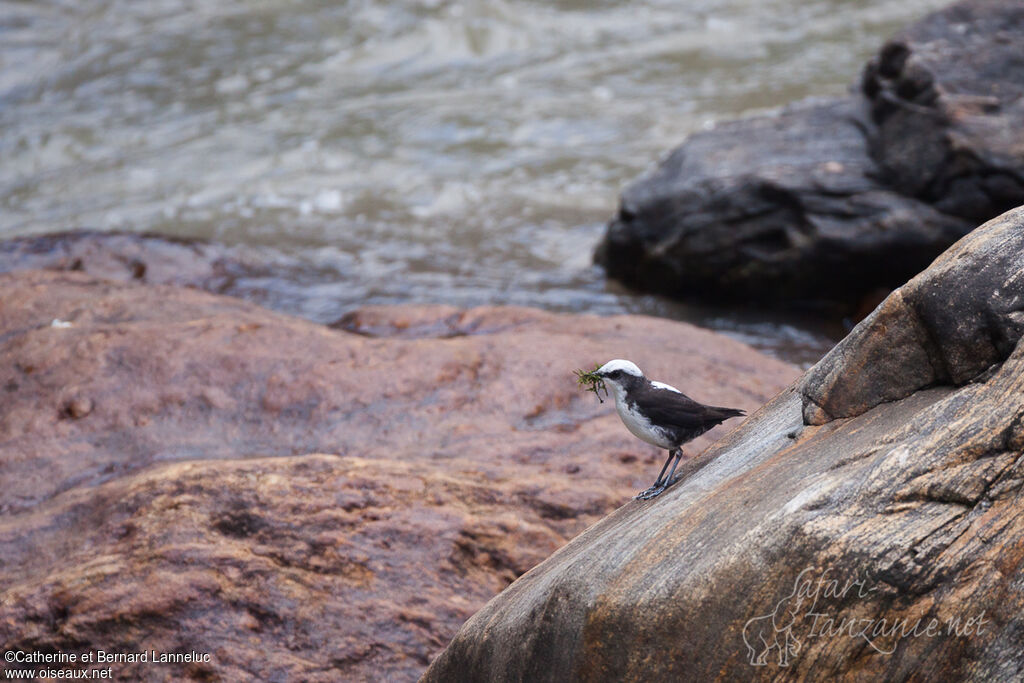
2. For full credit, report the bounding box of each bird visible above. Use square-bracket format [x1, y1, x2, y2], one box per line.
[592, 359, 745, 499]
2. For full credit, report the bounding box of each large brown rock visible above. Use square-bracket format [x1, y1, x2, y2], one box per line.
[0, 270, 796, 681]
[598, 0, 1024, 307]
[425, 207, 1024, 680]
[801, 205, 1024, 424]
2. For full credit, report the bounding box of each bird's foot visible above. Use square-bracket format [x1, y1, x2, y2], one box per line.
[634, 484, 666, 500]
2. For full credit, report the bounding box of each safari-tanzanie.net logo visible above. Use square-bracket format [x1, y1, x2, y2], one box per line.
[742, 567, 989, 667]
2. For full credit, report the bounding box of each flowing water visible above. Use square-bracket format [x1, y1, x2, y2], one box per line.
[0, 0, 949, 365]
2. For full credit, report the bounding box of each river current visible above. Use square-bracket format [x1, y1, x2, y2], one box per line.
[0, 0, 949, 365]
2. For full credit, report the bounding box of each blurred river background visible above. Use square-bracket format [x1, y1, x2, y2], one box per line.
[0, 0, 949, 365]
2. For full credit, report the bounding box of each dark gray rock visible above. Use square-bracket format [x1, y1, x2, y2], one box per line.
[599, 0, 1024, 307]
[863, 0, 1024, 218]
[598, 98, 970, 303]
[426, 208, 1024, 683]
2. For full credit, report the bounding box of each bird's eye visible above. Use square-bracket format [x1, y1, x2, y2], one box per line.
[609, 370, 621, 379]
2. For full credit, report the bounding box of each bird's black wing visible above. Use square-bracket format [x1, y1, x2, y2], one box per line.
[631, 385, 745, 432]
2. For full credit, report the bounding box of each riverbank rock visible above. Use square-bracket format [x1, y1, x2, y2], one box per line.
[0, 230, 334, 322]
[0, 269, 796, 681]
[0, 230, 244, 288]
[598, 0, 1024, 307]
[425, 206, 1024, 680]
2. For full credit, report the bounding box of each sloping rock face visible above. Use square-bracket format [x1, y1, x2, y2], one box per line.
[425, 207, 1024, 681]
[0, 270, 795, 681]
[598, 0, 1024, 306]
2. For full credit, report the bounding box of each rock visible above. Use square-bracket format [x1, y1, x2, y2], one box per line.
[598, 98, 970, 303]
[425, 205, 1024, 681]
[60, 395, 93, 419]
[0, 270, 796, 680]
[0, 230, 355, 326]
[863, 1, 1024, 219]
[801, 205, 1024, 424]
[598, 0, 1024, 307]
[0, 230, 246, 289]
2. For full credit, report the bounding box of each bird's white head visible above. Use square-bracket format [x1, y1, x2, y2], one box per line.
[597, 359, 643, 378]
[596, 359, 645, 400]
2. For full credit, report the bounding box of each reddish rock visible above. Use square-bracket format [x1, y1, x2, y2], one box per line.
[0, 270, 796, 681]
[0, 230, 244, 289]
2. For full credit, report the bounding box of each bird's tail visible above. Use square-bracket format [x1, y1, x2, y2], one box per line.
[712, 406, 746, 421]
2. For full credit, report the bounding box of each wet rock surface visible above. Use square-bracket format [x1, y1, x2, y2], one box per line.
[598, 0, 1024, 306]
[427, 206, 1024, 681]
[0, 229, 848, 366]
[0, 230, 328, 321]
[0, 270, 796, 681]
[0, 230, 242, 288]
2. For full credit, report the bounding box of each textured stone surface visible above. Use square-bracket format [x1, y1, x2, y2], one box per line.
[598, 98, 968, 303]
[801, 205, 1024, 424]
[863, 0, 1024, 218]
[0, 230, 324, 320]
[426, 207, 1024, 681]
[0, 230, 240, 287]
[0, 270, 796, 681]
[598, 0, 1024, 306]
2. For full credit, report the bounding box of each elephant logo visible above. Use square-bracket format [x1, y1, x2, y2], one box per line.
[742, 568, 814, 666]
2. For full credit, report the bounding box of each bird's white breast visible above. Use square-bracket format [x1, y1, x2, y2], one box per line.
[613, 394, 675, 449]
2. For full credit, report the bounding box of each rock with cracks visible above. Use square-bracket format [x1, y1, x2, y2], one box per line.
[426, 206, 1024, 681]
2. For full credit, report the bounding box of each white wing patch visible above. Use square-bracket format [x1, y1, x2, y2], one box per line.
[650, 381, 682, 394]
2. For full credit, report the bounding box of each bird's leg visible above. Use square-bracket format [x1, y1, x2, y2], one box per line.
[652, 449, 675, 486]
[661, 449, 684, 488]
[634, 449, 677, 500]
